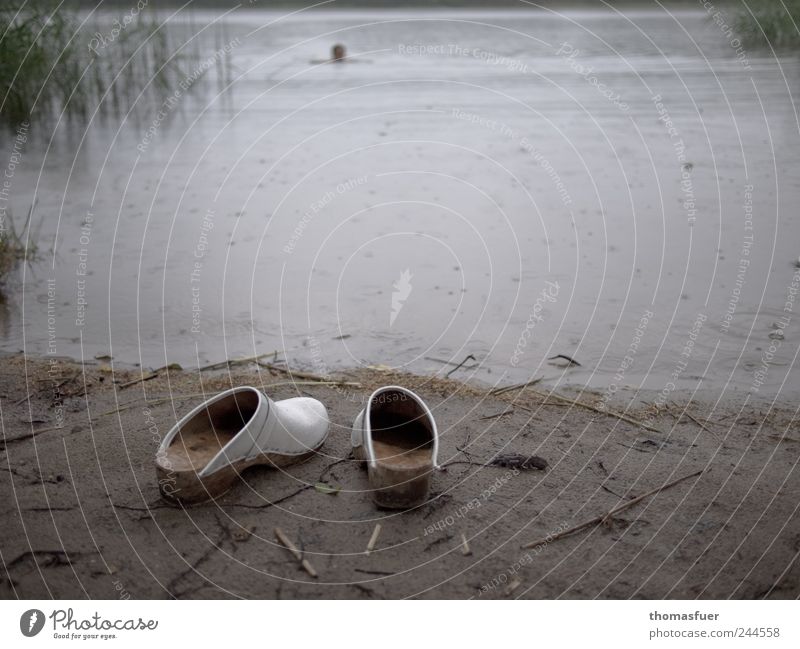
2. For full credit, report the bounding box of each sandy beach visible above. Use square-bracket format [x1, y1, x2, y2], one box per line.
[1, 353, 797, 599]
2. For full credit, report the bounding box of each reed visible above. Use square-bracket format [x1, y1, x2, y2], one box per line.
[0, 0, 212, 127]
[0, 202, 39, 281]
[735, 0, 800, 48]
[0, 1, 76, 124]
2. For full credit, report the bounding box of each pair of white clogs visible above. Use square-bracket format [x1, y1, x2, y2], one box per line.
[155, 385, 439, 509]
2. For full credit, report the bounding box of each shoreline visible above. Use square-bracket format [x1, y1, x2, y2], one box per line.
[2, 348, 792, 408]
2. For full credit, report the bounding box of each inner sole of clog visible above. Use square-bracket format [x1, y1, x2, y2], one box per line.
[369, 391, 433, 470]
[164, 391, 261, 473]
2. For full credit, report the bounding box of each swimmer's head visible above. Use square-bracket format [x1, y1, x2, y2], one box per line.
[331, 44, 346, 61]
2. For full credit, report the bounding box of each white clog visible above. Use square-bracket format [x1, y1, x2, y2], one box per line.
[352, 386, 439, 509]
[156, 386, 329, 503]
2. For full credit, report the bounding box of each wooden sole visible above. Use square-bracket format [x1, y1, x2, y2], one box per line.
[156, 446, 320, 505]
[355, 422, 434, 509]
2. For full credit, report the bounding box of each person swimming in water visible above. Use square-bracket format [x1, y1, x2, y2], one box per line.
[311, 43, 369, 65]
[331, 43, 346, 62]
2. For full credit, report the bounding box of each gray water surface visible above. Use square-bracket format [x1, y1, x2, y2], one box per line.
[2, 5, 799, 399]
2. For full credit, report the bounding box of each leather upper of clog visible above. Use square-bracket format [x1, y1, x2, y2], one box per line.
[156, 387, 329, 477]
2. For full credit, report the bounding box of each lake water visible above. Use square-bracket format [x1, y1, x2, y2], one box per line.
[2, 5, 799, 400]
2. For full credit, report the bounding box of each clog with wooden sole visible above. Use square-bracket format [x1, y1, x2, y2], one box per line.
[351, 386, 439, 509]
[155, 386, 328, 504]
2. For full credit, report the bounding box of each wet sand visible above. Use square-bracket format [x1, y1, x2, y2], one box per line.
[1, 354, 797, 599]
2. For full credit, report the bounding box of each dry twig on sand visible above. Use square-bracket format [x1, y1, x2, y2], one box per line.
[527, 388, 663, 434]
[257, 362, 358, 387]
[488, 385, 659, 433]
[93, 394, 209, 420]
[0, 425, 62, 447]
[669, 402, 720, 441]
[117, 372, 159, 389]
[478, 409, 514, 420]
[274, 527, 317, 578]
[521, 469, 705, 549]
[198, 353, 273, 372]
[488, 377, 543, 397]
[366, 524, 382, 554]
[14, 372, 80, 405]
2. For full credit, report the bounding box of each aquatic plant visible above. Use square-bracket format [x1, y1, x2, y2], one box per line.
[0, 0, 204, 127]
[0, 1, 79, 124]
[0, 203, 38, 281]
[735, 0, 800, 48]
